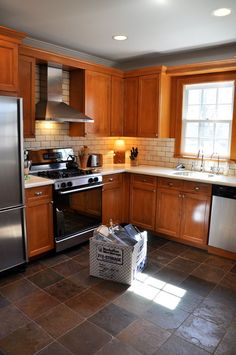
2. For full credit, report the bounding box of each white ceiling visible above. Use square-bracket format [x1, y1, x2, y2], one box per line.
[0, 0, 236, 62]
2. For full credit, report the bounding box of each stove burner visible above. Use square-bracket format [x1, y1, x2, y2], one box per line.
[38, 168, 95, 179]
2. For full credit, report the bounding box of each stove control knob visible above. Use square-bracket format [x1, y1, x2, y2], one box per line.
[61, 182, 66, 188]
[67, 181, 73, 187]
[94, 177, 99, 182]
[88, 178, 94, 184]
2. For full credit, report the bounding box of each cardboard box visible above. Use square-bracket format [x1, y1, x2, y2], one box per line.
[89, 231, 147, 285]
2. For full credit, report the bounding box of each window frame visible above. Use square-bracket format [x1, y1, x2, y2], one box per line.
[172, 72, 236, 161]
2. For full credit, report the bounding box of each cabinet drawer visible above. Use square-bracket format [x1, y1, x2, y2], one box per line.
[131, 174, 156, 187]
[103, 173, 122, 189]
[158, 177, 184, 190]
[183, 181, 212, 195]
[26, 185, 52, 203]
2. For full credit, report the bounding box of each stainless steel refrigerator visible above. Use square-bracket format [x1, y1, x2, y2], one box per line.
[0, 96, 27, 273]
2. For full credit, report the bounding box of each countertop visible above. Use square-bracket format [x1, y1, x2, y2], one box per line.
[24, 164, 236, 188]
[24, 175, 55, 189]
[100, 164, 236, 187]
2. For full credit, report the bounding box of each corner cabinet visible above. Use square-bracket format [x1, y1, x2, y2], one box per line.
[129, 174, 157, 230]
[123, 68, 171, 138]
[19, 55, 35, 138]
[156, 178, 211, 247]
[102, 173, 124, 225]
[25, 185, 54, 258]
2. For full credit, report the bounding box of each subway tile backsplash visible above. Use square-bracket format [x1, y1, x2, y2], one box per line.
[24, 67, 236, 176]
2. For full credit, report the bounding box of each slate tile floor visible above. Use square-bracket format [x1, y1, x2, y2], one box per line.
[0, 235, 236, 354]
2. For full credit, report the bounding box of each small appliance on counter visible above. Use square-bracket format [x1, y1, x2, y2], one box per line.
[87, 153, 103, 168]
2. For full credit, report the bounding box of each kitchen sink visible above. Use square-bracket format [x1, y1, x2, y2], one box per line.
[173, 171, 215, 178]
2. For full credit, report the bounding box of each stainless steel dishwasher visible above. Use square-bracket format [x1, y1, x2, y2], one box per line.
[208, 185, 236, 252]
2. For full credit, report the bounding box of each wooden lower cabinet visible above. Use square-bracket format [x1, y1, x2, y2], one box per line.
[129, 174, 157, 230]
[25, 185, 54, 258]
[156, 189, 181, 238]
[155, 178, 211, 247]
[180, 192, 210, 245]
[102, 173, 124, 225]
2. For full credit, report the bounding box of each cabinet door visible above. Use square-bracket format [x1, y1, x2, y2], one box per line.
[26, 199, 54, 257]
[180, 193, 210, 246]
[85, 70, 111, 136]
[130, 184, 156, 230]
[138, 74, 159, 137]
[110, 76, 124, 136]
[0, 39, 18, 92]
[19, 55, 35, 138]
[156, 189, 181, 237]
[102, 174, 123, 225]
[123, 77, 138, 136]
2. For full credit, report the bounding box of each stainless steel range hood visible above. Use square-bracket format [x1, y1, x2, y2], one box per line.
[36, 65, 94, 123]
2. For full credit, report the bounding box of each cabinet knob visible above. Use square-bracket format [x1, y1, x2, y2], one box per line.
[194, 186, 200, 191]
[155, 133, 158, 137]
[168, 182, 173, 187]
[108, 178, 113, 182]
[142, 179, 147, 182]
[178, 194, 182, 198]
[35, 191, 43, 196]
[182, 194, 185, 198]
[153, 189, 156, 193]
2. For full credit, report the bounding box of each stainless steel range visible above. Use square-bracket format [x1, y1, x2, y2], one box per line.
[29, 148, 103, 252]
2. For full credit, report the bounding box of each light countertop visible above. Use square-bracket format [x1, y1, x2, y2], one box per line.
[24, 164, 236, 189]
[24, 175, 55, 189]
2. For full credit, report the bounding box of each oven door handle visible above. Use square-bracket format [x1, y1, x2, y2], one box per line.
[57, 183, 104, 195]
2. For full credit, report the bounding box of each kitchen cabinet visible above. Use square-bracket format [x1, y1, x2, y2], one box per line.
[130, 174, 157, 230]
[69, 70, 122, 137]
[156, 178, 211, 247]
[0, 27, 25, 94]
[110, 76, 124, 136]
[123, 70, 171, 138]
[19, 55, 35, 138]
[102, 173, 124, 225]
[25, 185, 54, 258]
[123, 77, 138, 136]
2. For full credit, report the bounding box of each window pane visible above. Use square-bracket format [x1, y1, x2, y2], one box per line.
[216, 105, 233, 120]
[215, 123, 230, 139]
[187, 89, 201, 105]
[199, 139, 214, 155]
[183, 138, 198, 154]
[203, 88, 217, 104]
[185, 105, 201, 120]
[218, 87, 233, 104]
[202, 105, 217, 120]
[214, 140, 229, 156]
[185, 122, 199, 138]
[199, 122, 214, 139]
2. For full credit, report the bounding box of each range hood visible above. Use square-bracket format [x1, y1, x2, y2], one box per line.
[36, 65, 94, 123]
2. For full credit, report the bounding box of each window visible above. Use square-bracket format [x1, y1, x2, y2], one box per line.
[172, 72, 236, 161]
[181, 81, 234, 158]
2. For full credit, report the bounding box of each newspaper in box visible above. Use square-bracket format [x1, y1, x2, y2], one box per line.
[90, 224, 147, 285]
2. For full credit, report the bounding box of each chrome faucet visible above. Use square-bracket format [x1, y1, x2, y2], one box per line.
[197, 150, 204, 172]
[210, 153, 220, 174]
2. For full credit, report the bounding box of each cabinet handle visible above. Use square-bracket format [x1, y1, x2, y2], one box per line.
[168, 182, 173, 187]
[35, 191, 43, 196]
[194, 186, 200, 191]
[108, 178, 113, 182]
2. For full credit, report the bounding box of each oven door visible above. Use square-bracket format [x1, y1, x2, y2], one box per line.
[54, 184, 103, 252]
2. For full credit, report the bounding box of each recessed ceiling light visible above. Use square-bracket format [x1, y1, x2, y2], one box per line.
[213, 8, 231, 17]
[112, 35, 128, 41]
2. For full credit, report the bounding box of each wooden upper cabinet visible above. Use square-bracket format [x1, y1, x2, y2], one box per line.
[0, 27, 25, 94]
[85, 70, 111, 136]
[138, 74, 159, 137]
[0, 39, 18, 93]
[110, 76, 124, 136]
[123, 77, 138, 136]
[19, 55, 35, 138]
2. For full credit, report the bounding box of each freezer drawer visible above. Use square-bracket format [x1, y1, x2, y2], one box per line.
[208, 195, 236, 252]
[0, 207, 26, 272]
